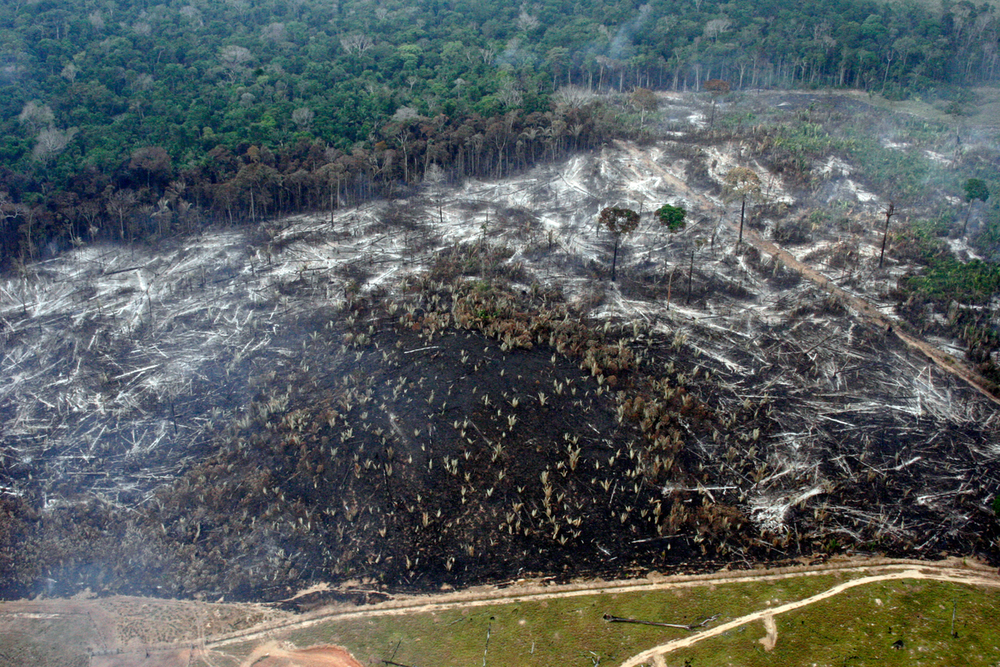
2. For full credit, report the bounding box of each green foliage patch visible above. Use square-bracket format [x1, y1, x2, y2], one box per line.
[655, 204, 687, 232]
[901, 257, 1000, 305]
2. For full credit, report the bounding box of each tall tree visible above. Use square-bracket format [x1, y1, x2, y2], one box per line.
[599, 206, 639, 282]
[722, 167, 761, 245]
[963, 178, 990, 235]
[703, 79, 729, 129]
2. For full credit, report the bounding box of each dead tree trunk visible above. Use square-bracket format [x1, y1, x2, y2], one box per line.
[878, 203, 896, 269]
[611, 235, 620, 282]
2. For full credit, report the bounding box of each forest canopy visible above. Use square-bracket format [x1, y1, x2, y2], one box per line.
[0, 0, 998, 263]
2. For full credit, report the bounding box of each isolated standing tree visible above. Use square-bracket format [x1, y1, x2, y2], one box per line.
[703, 79, 730, 129]
[600, 206, 640, 282]
[655, 204, 686, 307]
[723, 167, 761, 245]
[962, 178, 989, 235]
[630, 88, 658, 127]
[655, 204, 686, 232]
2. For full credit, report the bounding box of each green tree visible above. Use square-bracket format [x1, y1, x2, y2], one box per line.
[599, 206, 639, 282]
[963, 178, 989, 235]
[629, 88, 658, 127]
[655, 204, 686, 232]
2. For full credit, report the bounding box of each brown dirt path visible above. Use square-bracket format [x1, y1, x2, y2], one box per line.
[617, 566, 1000, 667]
[614, 140, 1000, 408]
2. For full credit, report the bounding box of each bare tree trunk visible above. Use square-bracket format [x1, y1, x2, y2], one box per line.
[738, 197, 746, 244]
[611, 236, 619, 282]
[879, 203, 896, 268]
[687, 247, 695, 304]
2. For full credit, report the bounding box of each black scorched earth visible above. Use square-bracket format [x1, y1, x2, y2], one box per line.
[1, 93, 998, 601]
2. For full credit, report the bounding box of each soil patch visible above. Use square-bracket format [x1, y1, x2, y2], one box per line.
[238, 642, 364, 667]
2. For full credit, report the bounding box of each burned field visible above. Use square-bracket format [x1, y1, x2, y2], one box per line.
[1, 91, 999, 603]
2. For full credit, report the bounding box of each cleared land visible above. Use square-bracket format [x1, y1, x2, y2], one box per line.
[5, 558, 995, 667]
[2, 90, 999, 665]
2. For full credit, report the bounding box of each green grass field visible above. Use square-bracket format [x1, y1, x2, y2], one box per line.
[210, 568, 1000, 667]
[671, 579, 1000, 667]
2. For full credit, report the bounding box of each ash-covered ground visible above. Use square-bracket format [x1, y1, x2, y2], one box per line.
[1, 91, 998, 601]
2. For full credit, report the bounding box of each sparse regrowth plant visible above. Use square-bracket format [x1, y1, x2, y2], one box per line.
[599, 206, 640, 282]
[963, 178, 990, 235]
[655, 204, 686, 232]
[722, 167, 761, 245]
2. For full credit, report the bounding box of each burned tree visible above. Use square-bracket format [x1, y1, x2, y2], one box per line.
[703, 78, 730, 129]
[599, 206, 639, 282]
[878, 202, 896, 268]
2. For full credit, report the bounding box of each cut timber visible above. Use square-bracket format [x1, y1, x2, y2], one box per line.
[603, 613, 719, 631]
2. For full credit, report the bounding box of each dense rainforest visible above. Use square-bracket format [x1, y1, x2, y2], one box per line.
[0, 0, 999, 264]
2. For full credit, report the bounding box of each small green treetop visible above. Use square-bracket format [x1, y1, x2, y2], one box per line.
[962, 178, 990, 235]
[965, 178, 989, 204]
[655, 204, 686, 232]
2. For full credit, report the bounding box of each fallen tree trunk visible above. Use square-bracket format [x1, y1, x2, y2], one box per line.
[603, 613, 720, 631]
